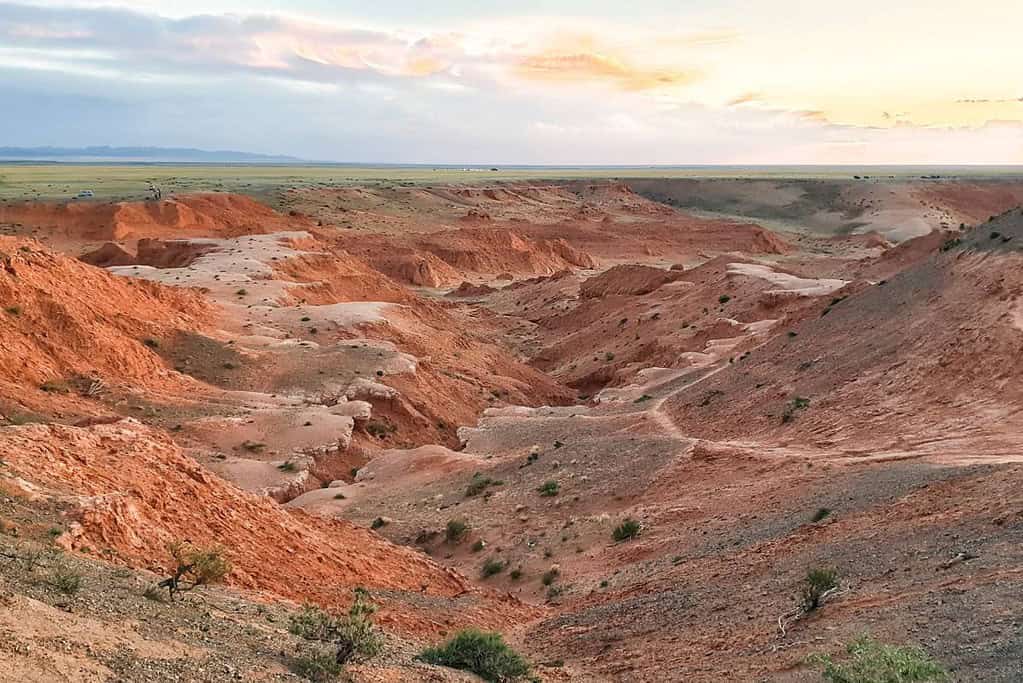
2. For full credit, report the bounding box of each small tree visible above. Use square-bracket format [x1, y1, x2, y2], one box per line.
[157, 541, 230, 600]
[802, 568, 839, 612]
[289, 588, 383, 678]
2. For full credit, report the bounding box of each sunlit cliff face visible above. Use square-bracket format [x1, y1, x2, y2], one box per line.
[1, 0, 1021, 163]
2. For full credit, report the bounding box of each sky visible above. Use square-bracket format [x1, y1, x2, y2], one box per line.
[1, 0, 1022, 164]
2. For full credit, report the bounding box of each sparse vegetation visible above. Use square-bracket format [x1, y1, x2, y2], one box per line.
[809, 634, 948, 682]
[465, 473, 502, 498]
[782, 396, 811, 424]
[39, 379, 69, 394]
[365, 420, 396, 438]
[48, 562, 83, 594]
[634, 394, 653, 403]
[418, 628, 531, 682]
[481, 558, 506, 578]
[278, 461, 297, 472]
[5, 305, 22, 316]
[289, 589, 383, 678]
[802, 567, 839, 612]
[537, 480, 560, 497]
[157, 541, 231, 600]
[718, 294, 731, 304]
[509, 568, 523, 580]
[940, 237, 962, 252]
[812, 507, 832, 522]
[612, 517, 642, 542]
[541, 568, 559, 586]
[142, 337, 160, 349]
[370, 517, 387, 530]
[446, 519, 469, 543]
[471, 539, 486, 553]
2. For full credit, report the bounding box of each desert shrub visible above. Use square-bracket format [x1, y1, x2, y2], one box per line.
[802, 568, 839, 612]
[418, 628, 531, 682]
[143, 584, 168, 602]
[809, 634, 948, 683]
[49, 563, 82, 594]
[4, 305, 21, 316]
[291, 647, 344, 682]
[718, 294, 731, 304]
[612, 518, 641, 542]
[465, 474, 501, 498]
[370, 517, 387, 530]
[365, 420, 396, 438]
[812, 507, 832, 523]
[537, 480, 560, 497]
[471, 539, 486, 553]
[634, 394, 653, 403]
[289, 589, 383, 675]
[541, 568, 559, 586]
[158, 541, 230, 599]
[782, 396, 811, 424]
[446, 519, 469, 543]
[142, 338, 160, 349]
[481, 558, 505, 578]
[509, 568, 523, 580]
[278, 461, 297, 472]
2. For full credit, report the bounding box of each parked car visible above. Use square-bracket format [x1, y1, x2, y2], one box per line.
[75, 190, 95, 199]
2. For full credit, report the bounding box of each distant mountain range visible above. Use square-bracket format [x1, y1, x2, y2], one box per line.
[0, 146, 305, 163]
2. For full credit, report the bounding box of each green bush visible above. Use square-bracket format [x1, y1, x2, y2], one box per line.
[541, 568, 559, 586]
[537, 480, 560, 497]
[290, 646, 344, 682]
[418, 628, 531, 682]
[782, 396, 811, 424]
[481, 558, 506, 578]
[612, 518, 641, 542]
[809, 635, 948, 682]
[811, 507, 832, 523]
[49, 563, 82, 595]
[446, 519, 469, 543]
[465, 474, 502, 497]
[802, 568, 839, 612]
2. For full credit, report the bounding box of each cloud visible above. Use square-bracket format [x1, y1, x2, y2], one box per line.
[955, 97, 1023, 104]
[517, 50, 698, 90]
[727, 91, 762, 106]
[0, 2, 463, 84]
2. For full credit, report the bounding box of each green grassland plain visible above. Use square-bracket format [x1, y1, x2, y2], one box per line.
[2, 163, 1022, 203]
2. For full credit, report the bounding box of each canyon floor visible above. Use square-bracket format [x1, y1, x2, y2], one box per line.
[1, 175, 1022, 682]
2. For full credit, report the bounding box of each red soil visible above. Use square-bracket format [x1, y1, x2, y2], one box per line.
[0, 194, 314, 243]
[0, 421, 532, 635]
[0, 237, 209, 414]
